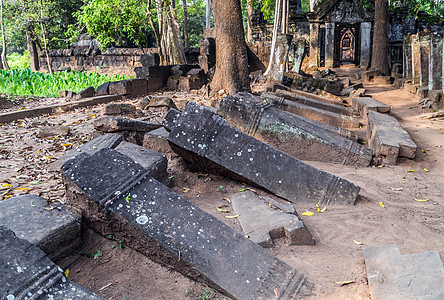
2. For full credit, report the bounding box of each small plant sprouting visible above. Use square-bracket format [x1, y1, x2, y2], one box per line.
[178, 249, 181, 261]
[199, 289, 213, 300]
[124, 193, 131, 203]
[218, 185, 224, 190]
[108, 235, 125, 249]
[92, 251, 102, 259]
[185, 287, 194, 294]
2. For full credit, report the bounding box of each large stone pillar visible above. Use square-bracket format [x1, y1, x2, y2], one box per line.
[428, 32, 443, 90]
[360, 22, 371, 69]
[404, 35, 412, 80]
[325, 22, 335, 68]
[418, 33, 430, 87]
[309, 22, 320, 68]
[411, 34, 420, 85]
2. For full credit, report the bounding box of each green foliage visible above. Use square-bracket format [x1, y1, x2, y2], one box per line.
[6, 51, 31, 69]
[0, 68, 130, 97]
[175, 0, 207, 48]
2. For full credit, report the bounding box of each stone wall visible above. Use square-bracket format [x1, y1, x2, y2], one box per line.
[401, 31, 443, 109]
[38, 47, 200, 76]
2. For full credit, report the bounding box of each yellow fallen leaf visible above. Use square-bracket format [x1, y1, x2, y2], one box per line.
[182, 187, 190, 193]
[377, 164, 384, 168]
[43, 156, 53, 160]
[320, 207, 327, 213]
[413, 198, 429, 202]
[15, 187, 29, 191]
[3, 195, 12, 200]
[64, 269, 69, 278]
[37, 149, 41, 154]
[315, 204, 320, 212]
[421, 149, 428, 154]
[225, 214, 240, 219]
[424, 168, 429, 172]
[61, 143, 72, 147]
[89, 114, 96, 117]
[216, 205, 230, 213]
[302, 211, 315, 216]
[1, 183, 12, 188]
[223, 197, 231, 203]
[335, 280, 355, 286]
[353, 240, 363, 245]
[407, 169, 415, 173]
[379, 201, 385, 208]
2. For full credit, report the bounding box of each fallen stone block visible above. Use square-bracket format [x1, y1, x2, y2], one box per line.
[178, 68, 207, 92]
[114, 141, 167, 183]
[169, 102, 360, 205]
[367, 111, 417, 164]
[274, 89, 353, 116]
[94, 116, 162, 133]
[323, 80, 343, 96]
[416, 87, 428, 99]
[138, 96, 177, 110]
[109, 80, 132, 95]
[351, 97, 391, 116]
[37, 125, 70, 138]
[167, 76, 180, 90]
[140, 53, 160, 67]
[170, 64, 200, 76]
[163, 108, 182, 131]
[263, 197, 295, 214]
[0, 97, 13, 109]
[0, 194, 81, 262]
[135, 66, 170, 92]
[218, 94, 370, 166]
[364, 69, 380, 82]
[272, 82, 343, 105]
[340, 83, 364, 96]
[262, 92, 361, 128]
[231, 191, 314, 247]
[409, 84, 420, 95]
[63, 149, 315, 299]
[101, 103, 137, 116]
[50, 133, 123, 170]
[129, 78, 148, 96]
[96, 81, 110, 96]
[364, 245, 444, 300]
[74, 86, 95, 99]
[349, 88, 366, 101]
[0, 225, 104, 299]
[143, 127, 174, 157]
[428, 90, 443, 108]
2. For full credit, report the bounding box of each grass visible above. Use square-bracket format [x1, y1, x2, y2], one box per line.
[0, 68, 131, 98]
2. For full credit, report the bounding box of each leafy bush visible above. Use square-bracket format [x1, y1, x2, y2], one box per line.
[0, 68, 131, 98]
[6, 51, 31, 70]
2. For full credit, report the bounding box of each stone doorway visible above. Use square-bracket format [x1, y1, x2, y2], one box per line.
[335, 23, 360, 66]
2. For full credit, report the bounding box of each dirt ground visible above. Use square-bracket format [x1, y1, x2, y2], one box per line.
[0, 81, 443, 300]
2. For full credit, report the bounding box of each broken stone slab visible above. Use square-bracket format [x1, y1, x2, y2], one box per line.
[37, 125, 70, 138]
[109, 80, 132, 95]
[96, 81, 110, 96]
[262, 92, 361, 128]
[263, 197, 295, 214]
[94, 116, 162, 133]
[114, 141, 168, 183]
[351, 97, 391, 116]
[231, 191, 314, 248]
[140, 53, 160, 67]
[163, 108, 182, 131]
[143, 127, 174, 157]
[273, 89, 354, 116]
[129, 78, 148, 96]
[74, 86, 95, 99]
[367, 111, 417, 164]
[0, 225, 105, 300]
[50, 133, 123, 171]
[364, 245, 444, 300]
[0, 96, 13, 109]
[101, 103, 137, 116]
[169, 102, 360, 205]
[138, 96, 178, 110]
[272, 82, 343, 105]
[62, 149, 315, 299]
[0, 194, 81, 262]
[364, 69, 381, 82]
[340, 83, 365, 96]
[217, 94, 370, 166]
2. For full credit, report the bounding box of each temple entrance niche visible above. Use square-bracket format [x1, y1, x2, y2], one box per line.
[335, 23, 360, 66]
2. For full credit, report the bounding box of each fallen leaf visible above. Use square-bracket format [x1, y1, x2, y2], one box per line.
[390, 187, 403, 191]
[183, 187, 190, 193]
[397, 174, 405, 179]
[237, 188, 247, 192]
[64, 269, 69, 278]
[353, 240, 363, 245]
[335, 280, 355, 286]
[223, 197, 231, 203]
[15, 187, 29, 191]
[379, 201, 385, 208]
[421, 149, 428, 155]
[274, 287, 280, 298]
[413, 198, 429, 202]
[216, 205, 230, 213]
[302, 211, 315, 216]
[244, 235, 249, 238]
[424, 168, 429, 172]
[61, 143, 72, 147]
[1, 183, 11, 188]
[30, 201, 37, 207]
[225, 214, 240, 219]
[407, 165, 415, 173]
[320, 207, 327, 213]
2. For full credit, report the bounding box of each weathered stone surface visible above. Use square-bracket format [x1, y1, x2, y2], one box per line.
[135, 66, 170, 92]
[272, 82, 344, 105]
[340, 83, 364, 96]
[409, 84, 420, 95]
[169, 102, 360, 205]
[364, 70, 380, 82]
[114, 141, 167, 183]
[140, 53, 160, 67]
[62, 149, 315, 299]
[373, 76, 392, 85]
[274, 89, 353, 116]
[130, 78, 148, 95]
[178, 68, 207, 92]
[139, 96, 178, 110]
[364, 245, 444, 300]
[351, 97, 391, 116]
[74, 86, 95, 99]
[416, 87, 429, 99]
[367, 111, 417, 164]
[349, 88, 366, 101]
[96, 81, 110, 96]
[428, 90, 443, 108]
[263, 197, 295, 214]
[0, 195, 81, 261]
[170, 64, 200, 76]
[109, 80, 132, 95]
[218, 94, 370, 166]
[0, 225, 104, 299]
[37, 125, 70, 138]
[94, 116, 161, 132]
[51, 133, 123, 170]
[231, 191, 314, 247]
[101, 103, 137, 115]
[167, 76, 180, 90]
[263, 92, 361, 128]
[162, 108, 182, 131]
[143, 127, 173, 156]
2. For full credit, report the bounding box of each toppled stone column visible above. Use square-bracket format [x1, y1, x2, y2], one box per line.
[168, 102, 360, 205]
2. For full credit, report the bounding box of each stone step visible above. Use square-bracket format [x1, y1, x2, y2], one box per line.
[0, 194, 81, 262]
[262, 92, 361, 128]
[168, 102, 360, 205]
[351, 97, 391, 116]
[367, 111, 417, 164]
[62, 148, 315, 300]
[364, 245, 444, 300]
[274, 89, 354, 116]
[231, 191, 314, 247]
[0, 225, 104, 299]
[217, 94, 371, 166]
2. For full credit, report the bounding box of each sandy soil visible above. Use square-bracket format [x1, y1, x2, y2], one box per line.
[0, 82, 443, 300]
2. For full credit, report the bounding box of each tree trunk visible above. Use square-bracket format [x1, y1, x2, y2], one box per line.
[246, 0, 253, 41]
[25, 23, 40, 71]
[264, 0, 282, 76]
[206, 0, 211, 29]
[371, 0, 389, 75]
[183, 0, 189, 49]
[39, 0, 52, 74]
[1, 0, 9, 70]
[210, 0, 250, 95]
[146, 0, 164, 63]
